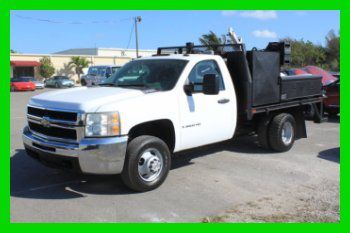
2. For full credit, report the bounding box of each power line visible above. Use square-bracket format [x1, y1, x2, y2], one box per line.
[12, 12, 132, 25]
[125, 21, 135, 49]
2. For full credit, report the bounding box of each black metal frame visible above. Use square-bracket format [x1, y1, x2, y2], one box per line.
[157, 43, 245, 56]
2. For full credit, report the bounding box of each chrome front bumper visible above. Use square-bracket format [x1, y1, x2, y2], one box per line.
[22, 126, 128, 174]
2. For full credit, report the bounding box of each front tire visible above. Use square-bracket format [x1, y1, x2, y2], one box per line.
[81, 79, 87, 86]
[121, 136, 171, 192]
[268, 113, 296, 152]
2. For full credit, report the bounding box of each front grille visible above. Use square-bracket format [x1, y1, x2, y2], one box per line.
[29, 122, 77, 140]
[28, 106, 77, 122]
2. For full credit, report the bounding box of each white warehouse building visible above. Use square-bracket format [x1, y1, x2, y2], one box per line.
[54, 47, 156, 58]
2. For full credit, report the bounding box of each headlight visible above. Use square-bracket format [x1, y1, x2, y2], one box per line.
[85, 112, 120, 137]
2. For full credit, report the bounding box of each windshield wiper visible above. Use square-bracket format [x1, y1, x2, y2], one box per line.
[99, 82, 117, 86]
[117, 84, 147, 87]
[99, 83, 155, 90]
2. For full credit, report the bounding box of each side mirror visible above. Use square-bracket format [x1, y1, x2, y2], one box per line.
[184, 83, 194, 96]
[202, 74, 219, 95]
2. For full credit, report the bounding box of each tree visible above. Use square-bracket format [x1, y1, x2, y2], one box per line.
[199, 31, 227, 53]
[281, 38, 326, 68]
[10, 49, 17, 53]
[325, 30, 340, 71]
[39, 57, 55, 80]
[68, 56, 90, 82]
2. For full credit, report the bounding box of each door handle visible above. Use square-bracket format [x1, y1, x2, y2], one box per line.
[218, 98, 230, 104]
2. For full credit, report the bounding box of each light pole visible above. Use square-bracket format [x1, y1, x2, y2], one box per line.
[134, 16, 142, 58]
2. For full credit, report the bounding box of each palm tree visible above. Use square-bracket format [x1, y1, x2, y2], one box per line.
[199, 31, 227, 53]
[68, 56, 90, 82]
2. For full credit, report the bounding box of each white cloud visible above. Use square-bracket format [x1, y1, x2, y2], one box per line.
[240, 10, 277, 20]
[221, 11, 237, 17]
[252, 30, 278, 38]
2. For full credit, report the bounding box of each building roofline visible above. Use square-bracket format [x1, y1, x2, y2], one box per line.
[53, 47, 156, 53]
[10, 53, 134, 59]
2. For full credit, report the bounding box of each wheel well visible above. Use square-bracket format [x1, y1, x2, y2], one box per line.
[128, 119, 176, 152]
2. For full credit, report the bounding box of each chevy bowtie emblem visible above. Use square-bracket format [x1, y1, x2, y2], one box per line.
[41, 118, 51, 128]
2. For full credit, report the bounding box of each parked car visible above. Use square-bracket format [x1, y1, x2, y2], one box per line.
[304, 66, 337, 86]
[23, 40, 324, 192]
[10, 77, 36, 92]
[303, 66, 339, 116]
[81, 65, 121, 86]
[45, 76, 75, 88]
[323, 78, 340, 116]
[285, 68, 311, 76]
[23, 76, 45, 89]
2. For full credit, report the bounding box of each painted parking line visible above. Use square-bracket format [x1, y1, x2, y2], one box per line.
[11, 180, 81, 195]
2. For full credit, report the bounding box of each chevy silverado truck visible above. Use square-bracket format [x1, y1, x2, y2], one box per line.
[23, 40, 324, 191]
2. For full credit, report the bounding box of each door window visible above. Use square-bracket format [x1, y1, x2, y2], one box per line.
[188, 60, 225, 92]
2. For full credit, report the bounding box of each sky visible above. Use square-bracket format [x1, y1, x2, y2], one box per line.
[10, 10, 340, 54]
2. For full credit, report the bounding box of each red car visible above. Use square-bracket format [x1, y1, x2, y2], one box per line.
[304, 66, 338, 86]
[322, 78, 340, 116]
[303, 66, 339, 116]
[286, 68, 310, 76]
[10, 77, 36, 92]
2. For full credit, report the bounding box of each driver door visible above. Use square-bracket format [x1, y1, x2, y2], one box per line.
[178, 60, 235, 150]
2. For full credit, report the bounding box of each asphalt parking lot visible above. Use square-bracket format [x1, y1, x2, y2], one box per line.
[10, 88, 340, 222]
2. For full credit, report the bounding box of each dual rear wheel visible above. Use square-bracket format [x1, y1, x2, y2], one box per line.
[258, 113, 296, 152]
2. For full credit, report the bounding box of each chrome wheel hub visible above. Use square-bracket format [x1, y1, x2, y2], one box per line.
[138, 148, 163, 182]
[281, 121, 293, 145]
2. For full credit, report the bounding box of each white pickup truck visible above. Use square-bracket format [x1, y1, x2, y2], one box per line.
[23, 42, 324, 191]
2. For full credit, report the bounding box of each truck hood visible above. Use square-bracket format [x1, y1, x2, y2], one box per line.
[29, 87, 145, 112]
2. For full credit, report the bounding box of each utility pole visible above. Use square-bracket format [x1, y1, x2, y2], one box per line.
[134, 16, 142, 58]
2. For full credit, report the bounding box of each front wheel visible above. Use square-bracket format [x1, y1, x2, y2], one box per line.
[268, 113, 296, 152]
[121, 135, 171, 192]
[81, 79, 87, 86]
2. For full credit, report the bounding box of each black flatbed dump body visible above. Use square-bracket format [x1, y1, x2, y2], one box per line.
[157, 42, 324, 123]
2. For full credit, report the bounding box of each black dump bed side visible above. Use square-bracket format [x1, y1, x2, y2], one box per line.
[226, 42, 323, 121]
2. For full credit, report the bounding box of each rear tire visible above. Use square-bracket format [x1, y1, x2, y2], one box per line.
[268, 113, 296, 152]
[304, 104, 315, 120]
[121, 135, 171, 192]
[257, 116, 272, 150]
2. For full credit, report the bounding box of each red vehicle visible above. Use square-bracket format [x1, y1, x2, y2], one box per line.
[304, 66, 338, 85]
[286, 68, 310, 75]
[322, 78, 340, 116]
[10, 77, 36, 92]
[303, 66, 339, 116]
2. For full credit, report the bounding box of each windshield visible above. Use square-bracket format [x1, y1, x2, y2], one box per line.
[88, 67, 107, 76]
[104, 59, 188, 91]
[112, 67, 120, 74]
